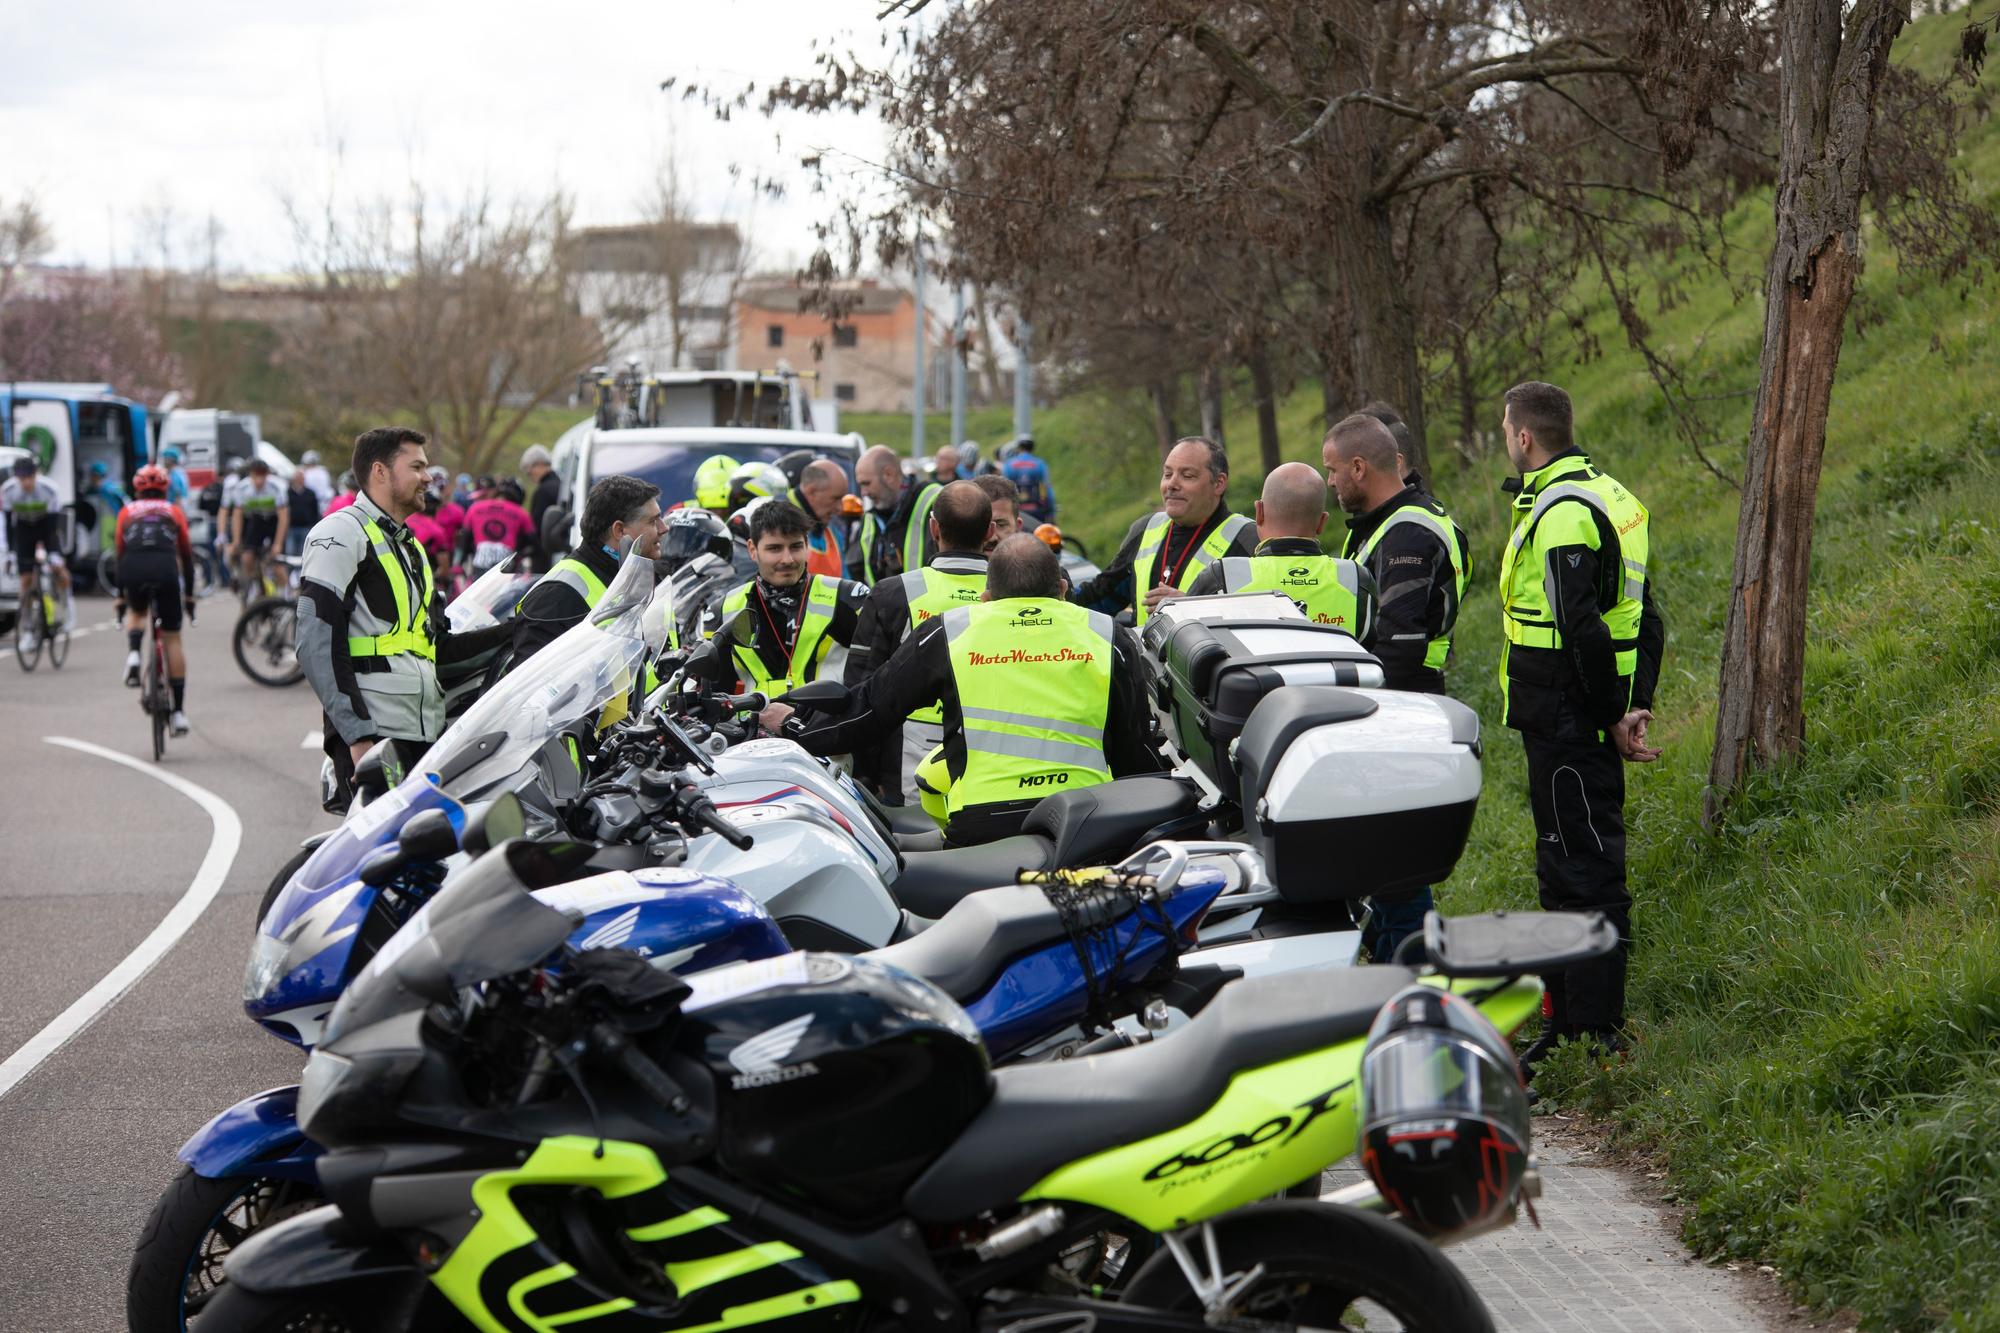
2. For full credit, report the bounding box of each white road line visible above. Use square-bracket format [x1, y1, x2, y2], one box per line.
[0, 737, 244, 1103]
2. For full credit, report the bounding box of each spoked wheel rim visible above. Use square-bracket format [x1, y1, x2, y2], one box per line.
[180, 1178, 318, 1318]
[234, 601, 302, 686]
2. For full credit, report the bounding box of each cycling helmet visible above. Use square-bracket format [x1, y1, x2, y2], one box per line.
[693, 454, 741, 511]
[89, 460, 109, 478]
[161, 447, 182, 464]
[497, 478, 526, 504]
[1359, 985, 1531, 1237]
[727, 461, 789, 511]
[133, 465, 171, 496]
[659, 508, 734, 574]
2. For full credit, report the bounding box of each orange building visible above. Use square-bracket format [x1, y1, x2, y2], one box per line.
[733, 278, 946, 414]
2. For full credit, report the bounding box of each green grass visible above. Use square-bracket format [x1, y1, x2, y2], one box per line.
[865, 12, 2000, 1327]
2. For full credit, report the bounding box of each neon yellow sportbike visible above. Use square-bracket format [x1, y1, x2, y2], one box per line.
[206, 837, 1615, 1333]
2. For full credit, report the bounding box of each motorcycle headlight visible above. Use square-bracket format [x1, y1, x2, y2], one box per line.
[244, 932, 290, 1002]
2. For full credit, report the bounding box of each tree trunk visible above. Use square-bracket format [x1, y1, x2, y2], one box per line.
[1332, 196, 1429, 479]
[1247, 339, 1282, 477]
[1705, 0, 1906, 824]
[1454, 330, 1480, 458]
[1199, 363, 1226, 446]
[971, 285, 1004, 404]
[1148, 380, 1177, 459]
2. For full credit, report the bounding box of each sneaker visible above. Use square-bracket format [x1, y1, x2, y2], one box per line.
[124, 651, 142, 686]
[169, 710, 190, 736]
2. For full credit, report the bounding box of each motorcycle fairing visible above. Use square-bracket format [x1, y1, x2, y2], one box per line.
[177, 1085, 321, 1182]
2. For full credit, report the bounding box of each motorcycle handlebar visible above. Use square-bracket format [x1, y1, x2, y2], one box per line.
[680, 788, 755, 851]
[589, 1023, 689, 1115]
[721, 690, 767, 712]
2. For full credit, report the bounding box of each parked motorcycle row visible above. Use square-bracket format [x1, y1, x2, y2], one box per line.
[128, 553, 1617, 1332]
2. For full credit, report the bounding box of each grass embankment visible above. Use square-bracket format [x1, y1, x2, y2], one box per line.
[870, 12, 2000, 1327]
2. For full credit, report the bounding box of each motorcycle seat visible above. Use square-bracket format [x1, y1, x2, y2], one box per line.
[1022, 777, 1202, 868]
[902, 966, 1414, 1222]
[872, 883, 1137, 1002]
[893, 836, 1055, 919]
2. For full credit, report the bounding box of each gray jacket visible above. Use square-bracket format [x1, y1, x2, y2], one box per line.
[296, 493, 507, 745]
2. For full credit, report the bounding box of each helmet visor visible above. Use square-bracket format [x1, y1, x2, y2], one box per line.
[1361, 1030, 1523, 1131]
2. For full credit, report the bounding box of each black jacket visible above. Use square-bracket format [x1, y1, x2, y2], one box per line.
[1339, 486, 1469, 694]
[501, 542, 625, 676]
[844, 551, 988, 791]
[1069, 504, 1256, 614]
[792, 610, 1162, 842]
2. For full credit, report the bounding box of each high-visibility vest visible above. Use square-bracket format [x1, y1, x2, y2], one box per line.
[896, 559, 988, 724]
[346, 515, 437, 662]
[717, 574, 843, 693]
[901, 482, 942, 574]
[1131, 511, 1253, 626]
[1496, 454, 1650, 715]
[1216, 553, 1374, 639]
[1341, 501, 1469, 671]
[517, 557, 608, 615]
[941, 598, 1114, 815]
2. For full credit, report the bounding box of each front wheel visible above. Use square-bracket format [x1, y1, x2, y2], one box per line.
[14, 604, 41, 671]
[1120, 1201, 1494, 1333]
[233, 597, 303, 687]
[126, 1167, 325, 1333]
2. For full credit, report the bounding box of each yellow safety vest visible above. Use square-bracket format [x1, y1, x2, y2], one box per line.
[347, 516, 437, 662]
[1216, 553, 1374, 638]
[897, 561, 987, 725]
[1132, 511, 1253, 626]
[718, 575, 843, 693]
[941, 598, 1114, 815]
[1340, 501, 1469, 671]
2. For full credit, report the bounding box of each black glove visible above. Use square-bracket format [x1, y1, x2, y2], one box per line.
[184, 598, 197, 624]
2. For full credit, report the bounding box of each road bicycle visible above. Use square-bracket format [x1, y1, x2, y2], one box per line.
[139, 604, 190, 761]
[12, 551, 70, 672]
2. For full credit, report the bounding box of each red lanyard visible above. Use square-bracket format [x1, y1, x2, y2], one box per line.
[1162, 523, 1203, 589]
[754, 584, 803, 667]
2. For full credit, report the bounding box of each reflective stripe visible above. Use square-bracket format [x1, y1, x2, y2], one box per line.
[1133, 511, 1252, 626]
[1346, 501, 1466, 670]
[518, 558, 607, 615]
[964, 728, 1108, 769]
[902, 483, 941, 573]
[1217, 553, 1371, 634]
[959, 704, 1104, 743]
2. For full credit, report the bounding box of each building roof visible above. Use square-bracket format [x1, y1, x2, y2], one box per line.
[571, 222, 742, 275]
[736, 277, 911, 317]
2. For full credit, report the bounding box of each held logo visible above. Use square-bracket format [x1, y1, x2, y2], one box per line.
[1142, 1080, 1352, 1187]
[1278, 566, 1320, 589]
[728, 1014, 821, 1090]
[1007, 604, 1055, 628]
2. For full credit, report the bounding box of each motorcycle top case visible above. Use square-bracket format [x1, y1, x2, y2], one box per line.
[1151, 610, 1387, 804]
[675, 953, 991, 1223]
[1235, 685, 1481, 903]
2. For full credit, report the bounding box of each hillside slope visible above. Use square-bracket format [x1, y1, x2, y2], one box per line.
[860, 11, 2000, 1327]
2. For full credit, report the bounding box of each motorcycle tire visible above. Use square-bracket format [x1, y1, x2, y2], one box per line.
[126, 1166, 325, 1333]
[1120, 1200, 1494, 1333]
[254, 844, 317, 936]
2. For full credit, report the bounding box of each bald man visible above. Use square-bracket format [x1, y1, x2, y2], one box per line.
[794, 458, 851, 579]
[851, 444, 940, 584]
[1324, 410, 1472, 964]
[1186, 462, 1377, 636]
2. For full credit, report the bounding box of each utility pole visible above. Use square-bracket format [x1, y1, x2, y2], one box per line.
[911, 227, 927, 461]
[949, 283, 967, 452]
[1013, 317, 1032, 439]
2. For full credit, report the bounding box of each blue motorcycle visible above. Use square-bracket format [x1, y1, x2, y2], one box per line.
[130, 820, 1230, 1332]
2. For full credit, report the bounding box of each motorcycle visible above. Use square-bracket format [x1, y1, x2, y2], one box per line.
[200, 836, 1617, 1332]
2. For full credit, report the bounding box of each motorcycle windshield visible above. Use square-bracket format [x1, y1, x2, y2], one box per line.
[418, 554, 670, 799]
[445, 554, 534, 634]
[324, 845, 580, 1045]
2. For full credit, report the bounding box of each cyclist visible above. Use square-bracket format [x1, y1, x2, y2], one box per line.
[116, 465, 197, 734]
[2, 454, 71, 642]
[1001, 435, 1057, 525]
[459, 476, 536, 575]
[428, 466, 465, 552]
[87, 461, 130, 553]
[230, 458, 290, 595]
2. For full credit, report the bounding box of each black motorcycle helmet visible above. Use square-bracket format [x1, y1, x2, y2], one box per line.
[659, 508, 733, 574]
[1358, 984, 1532, 1237]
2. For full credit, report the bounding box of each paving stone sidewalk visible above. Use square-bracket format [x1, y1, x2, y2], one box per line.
[1323, 1119, 1820, 1332]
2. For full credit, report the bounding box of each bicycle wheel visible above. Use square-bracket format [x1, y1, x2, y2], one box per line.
[190, 549, 218, 600]
[46, 595, 69, 669]
[14, 594, 43, 671]
[232, 598, 303, 687]
[99, 548, 121, 592]
[144, 652, 166, 759]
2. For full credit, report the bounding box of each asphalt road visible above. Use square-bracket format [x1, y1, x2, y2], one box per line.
[0, 590, 327, 1331]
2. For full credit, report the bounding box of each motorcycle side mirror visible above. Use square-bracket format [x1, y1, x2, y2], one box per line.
[778, 678, 850, 709]
[397, 807, 459, 862]
[358, 842, 407, 887]
[1423, 910, 1619, 979]
[461, 791, 526, 857]
[351, 739, 399, 803]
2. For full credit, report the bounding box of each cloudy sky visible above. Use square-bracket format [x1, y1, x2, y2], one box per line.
[4, 0, 901, 276]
